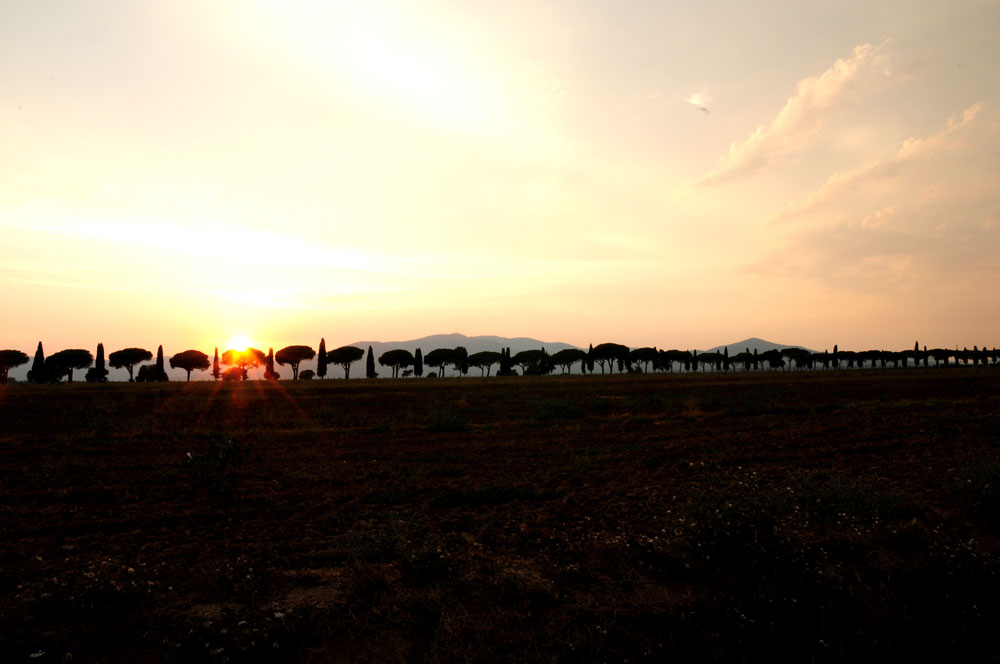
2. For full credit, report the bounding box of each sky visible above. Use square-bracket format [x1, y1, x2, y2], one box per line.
[2, 0, 998, 367]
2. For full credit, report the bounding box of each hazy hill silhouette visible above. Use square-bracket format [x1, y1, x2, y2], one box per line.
[352, 333, 581, 377]
[704, 337, 817, 355]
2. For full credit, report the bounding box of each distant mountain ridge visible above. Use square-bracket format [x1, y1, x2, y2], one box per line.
[351, 333, 578, 364]
[704, 337, 817, 355]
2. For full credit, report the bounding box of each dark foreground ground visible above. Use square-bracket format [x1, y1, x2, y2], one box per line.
[1, 369, 999, 662]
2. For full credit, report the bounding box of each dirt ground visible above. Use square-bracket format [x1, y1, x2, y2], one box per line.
[2, 368, 999, 662]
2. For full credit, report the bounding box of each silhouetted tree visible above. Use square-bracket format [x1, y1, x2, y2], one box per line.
[46, 349, 94, 382]
[513, 349, 553, 375]
[221, 347, 266, 380]
[629, 347, 658, 373]
[732, 351, 754, 371]
[495, 348, 514, 376]
[212, 347, 221, 380]
[264, 348, 279, 380]
[781, 347, 810, 371]
[0, 349, 29, 385]
[696, 352, 723, 372]
[551, 348, 586, 374]
[328, 345, 364, 379]
[317, 338, 328, 379]
[661, 349, 690, 372]
[27, 342, 47, 384]
[414, 348, 424, 377]
[759, 349, 784, 371]
[221, 367, 243, 381]
[723, 346, 730, 371]
[424, 348, 457, 377]
[466, 350, 501, 376]
[586, 344, 594, 373]
[109, 347, 153, 382]
[137, 346, 168, 382]
[86, 343, 109, 383]
[275, 345, 315, 380]
[299, 369, 315, 380]
[170, 350, 211, 381]
[455, 346, 469, 376]
[590, 343, 628, 374]
[366, 346, 377, 378]
[379, 349, 414, 378]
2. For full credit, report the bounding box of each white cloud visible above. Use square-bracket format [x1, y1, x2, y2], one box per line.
[692, 42, 893, 187]
[751, 103, 999, 295]
[775, 103, 983, 221]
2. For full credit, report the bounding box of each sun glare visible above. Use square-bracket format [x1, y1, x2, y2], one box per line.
[226, 335, 253, 352]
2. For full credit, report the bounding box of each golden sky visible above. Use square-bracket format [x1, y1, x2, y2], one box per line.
[2, 0, 998, 360]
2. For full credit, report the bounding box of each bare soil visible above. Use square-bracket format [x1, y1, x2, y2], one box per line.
[2, 368, 999, 662]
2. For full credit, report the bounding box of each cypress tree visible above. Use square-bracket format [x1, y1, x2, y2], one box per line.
[366, 346, 376, 378]
[28, 342, 46, 384]
[586, 344, 594, 373]
[414, 348, 423, 377]
[265, 347, 278, 379]
[723, 346, 730, 371]
[212, 347, 221, 380]
[155, 345, 167, 381]
[317, 338, 328, 379]
[86, 342, 108, 382]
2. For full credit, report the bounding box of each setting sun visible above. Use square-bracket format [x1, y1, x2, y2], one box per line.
[225, 335, 253, 352]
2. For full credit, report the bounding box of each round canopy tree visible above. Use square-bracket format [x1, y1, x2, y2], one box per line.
[109, 347, 153, 382]
[378, 349, 414, 378]
[467, 350, 501, 377]
[0, 349, 29, 385]
[276, 345, 316, 380]
[45, 349, 94, 382]
[424, 348, 458, 377]
[328, 345, 364, 379]
[629, 347, 659, 373]
[590, 343, 629, 374]
[170, 350, 211, 381]
[551, 348, 587, 374]
[221, 348, 266, 380]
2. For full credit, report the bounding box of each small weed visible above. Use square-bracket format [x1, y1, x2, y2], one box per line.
[183, 433, 248, 498]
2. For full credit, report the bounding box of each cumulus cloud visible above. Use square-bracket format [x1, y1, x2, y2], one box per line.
[692, 42, 893, 187]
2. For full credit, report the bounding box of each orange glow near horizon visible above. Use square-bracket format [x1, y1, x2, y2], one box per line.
[0, 4, 997, 354]
[224, 335, 253, 353]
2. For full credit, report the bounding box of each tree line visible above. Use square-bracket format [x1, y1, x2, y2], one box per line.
[1, 339, 997, 385]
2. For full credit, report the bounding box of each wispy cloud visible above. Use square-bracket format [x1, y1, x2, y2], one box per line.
[691, 42, 893, 187]
[750, 103, 998, 294]
[774, 103, 983, 221]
